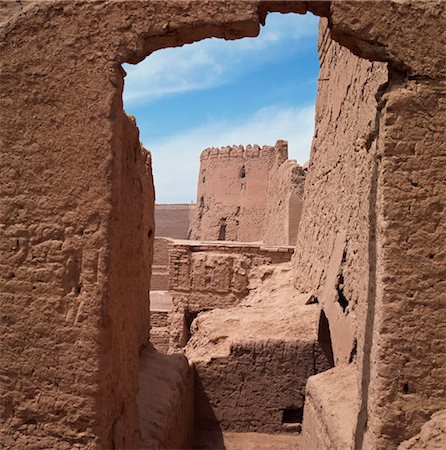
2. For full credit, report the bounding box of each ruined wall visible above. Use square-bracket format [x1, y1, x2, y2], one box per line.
[0, 1, 264, 446]
[186, 264, 332, 436]
[0, 83, 153, 450]
[155, 204, 195, 239]
[102, 119, 154, 448]
[168, 240, 294, 349]
[1, 1, 445, 448]
[263, 141, 306, 246]
[190, 144, 274, 242]
[296, 9, 446, 448]
[138, 348, 194, 450]
[190, 141, 305, 245]
[293, 19, 388, 366]
[151, 237, 171, 290]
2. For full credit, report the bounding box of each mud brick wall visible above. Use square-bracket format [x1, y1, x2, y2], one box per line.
[169, 240, 294, 308]
[0, 108, 154, 448]
[2, 1, 445, 448]
[151, 237, 171, 291]
[190, 144, 275, 242]
[168, 240, 294, 349]
[190, 141, 306, 245]
[263, 141, 306, 246]
[154, 204, 195, 239]
[293, 19, 388, 367]
[150, 311, 170, 354]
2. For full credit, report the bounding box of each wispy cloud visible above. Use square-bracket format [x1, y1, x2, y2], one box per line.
[145, 103, 315, 203]
[123, 13, 318, 105]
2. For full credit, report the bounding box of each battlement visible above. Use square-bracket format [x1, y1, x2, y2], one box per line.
[200, 140, 288, 161]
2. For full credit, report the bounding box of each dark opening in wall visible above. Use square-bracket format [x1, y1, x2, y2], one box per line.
[218, 219, 227, 241]
[336, 273, 349, 312]
[184, 309, 199, 344]
[282, 407, 303, 424]
[198, 195, 205, 220]
[318, 309, 335, 367]
[239, 165, 246, 178]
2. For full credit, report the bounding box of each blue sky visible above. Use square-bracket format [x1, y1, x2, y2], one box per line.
[123, 13, 319, 203]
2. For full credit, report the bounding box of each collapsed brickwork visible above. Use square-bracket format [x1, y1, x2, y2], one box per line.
[186, 263, 333, 440]
[1, 1, 446, 450]
[168, 240, 294, 350]
[190, 140, 306, 245]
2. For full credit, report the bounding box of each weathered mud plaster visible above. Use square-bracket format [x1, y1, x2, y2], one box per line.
[294, 18, 388, 366]
[0, 2, 262, 448]
[398, 409, 446, 450]
[186, 263, 332, 436]
[168, 240, 294, 350]
[191, 140, 305, 244]
[1, 1, 446, 449]
[155, 204, 195, 239]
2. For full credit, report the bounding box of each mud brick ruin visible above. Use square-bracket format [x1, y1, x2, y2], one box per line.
[190, 140, 305, 244]
[1, 1, 446, 450]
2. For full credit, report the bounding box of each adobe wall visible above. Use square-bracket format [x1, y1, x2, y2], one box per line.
[190, 144, 275, 242]
[155, 204, 195, 239]
[294, 19, 388, 366]
[263, 142, 306, 246]
[190, 140, 306, 245]
[0, 2, 264, 447]
[102, 120, 155, 448]
[1, 1, 445, 449]
[0, 94, 154, 450]
[168, 240, 294, 349]
[296, 10, 446, 449]
[151, 237, 171, 290]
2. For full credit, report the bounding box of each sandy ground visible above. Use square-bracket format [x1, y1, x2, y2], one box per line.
[193, 430, 301, 450]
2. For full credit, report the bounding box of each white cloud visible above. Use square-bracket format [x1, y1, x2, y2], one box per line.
[145, 103, 315, 203]
[123, 13, 318, 105]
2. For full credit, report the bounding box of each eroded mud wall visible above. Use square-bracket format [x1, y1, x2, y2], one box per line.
[263, 141, 306, 246]
[293, 19, 388, 365]
[1, 1, 445, 448]
[100, 114, 154, 448]
[0, 1, 262, 447]
[190, 145, 275, 242]
[0, 25, 154, 450]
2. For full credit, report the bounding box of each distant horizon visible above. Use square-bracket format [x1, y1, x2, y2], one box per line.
[123, 13, 319, 203]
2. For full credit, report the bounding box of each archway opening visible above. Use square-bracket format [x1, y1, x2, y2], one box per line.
[122, 10, 325, 449]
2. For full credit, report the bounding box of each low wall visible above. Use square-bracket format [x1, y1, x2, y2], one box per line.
[168, 240, 294, 349]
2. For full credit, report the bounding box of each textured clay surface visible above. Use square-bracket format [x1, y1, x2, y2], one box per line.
[151, 237, 171, 291]
[0, 2, 262, 447]
[294, 18, 388, 366]
[302, 365, 359, 450]
[398, 410, 446, 450]
[2, 1, 446, 449]
[154, 204, 195, 239]
[190, 141, 305, 245]
[138, 346, 194, 450]
[168, 240, 294, 349]
[186, 263, 332, 434]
